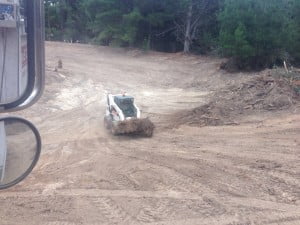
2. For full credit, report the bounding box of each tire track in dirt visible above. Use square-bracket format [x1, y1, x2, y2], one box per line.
[88, 197, 137, 225]
[146, 211, 300, 225]
[192, 145, 300, 203]
[4, 42, 299, 225]
[2, 188, 299, 211]
[98, 143, 300, 219]
[98, 138, 300, 211]
[135, 198, 176, 223]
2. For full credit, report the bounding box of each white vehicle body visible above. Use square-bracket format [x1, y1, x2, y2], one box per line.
[105, 94, 141, 122]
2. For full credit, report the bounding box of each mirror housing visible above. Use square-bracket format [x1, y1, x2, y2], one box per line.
[0, 0, 45, 112]
[0, 116, 41, 190]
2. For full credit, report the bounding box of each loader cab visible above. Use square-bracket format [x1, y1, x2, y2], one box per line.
[114, 95, 137, 118]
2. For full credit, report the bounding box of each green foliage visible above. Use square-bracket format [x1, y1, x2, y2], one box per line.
[285, 0, 300, 64]
[119, 8, 143, 45]
[44, 0, 300, 69]
[219, 0, 300, 69]
[45, 0, 189, 50]
[232, 23, 254, 58]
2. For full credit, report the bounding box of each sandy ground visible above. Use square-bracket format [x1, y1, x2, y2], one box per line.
[0, 42, 299, 225]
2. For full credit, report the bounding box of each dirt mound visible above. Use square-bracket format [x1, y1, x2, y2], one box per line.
[170, 72, 300, 128]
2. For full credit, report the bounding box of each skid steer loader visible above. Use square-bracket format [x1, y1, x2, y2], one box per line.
[104, 94, 154, 137]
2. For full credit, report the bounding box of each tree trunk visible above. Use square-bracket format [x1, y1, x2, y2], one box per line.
[184, 2, 193, 53]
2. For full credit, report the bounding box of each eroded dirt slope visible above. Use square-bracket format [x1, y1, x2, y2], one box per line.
[0, 42, 299, 225]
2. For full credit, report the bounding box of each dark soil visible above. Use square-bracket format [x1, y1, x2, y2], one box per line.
[116, 118, 155, 137]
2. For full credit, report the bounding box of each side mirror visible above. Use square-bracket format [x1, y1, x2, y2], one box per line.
[0, 0, 45, 112]
[0, 117, 41, 190]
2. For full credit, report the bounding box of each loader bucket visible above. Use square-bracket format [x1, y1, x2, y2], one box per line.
[113, 118, 155, 137]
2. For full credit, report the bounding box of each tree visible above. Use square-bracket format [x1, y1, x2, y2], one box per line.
[219, 0, 290, 69]
[285, 0, 300, 65]
[173, 0, 219, 53]
[44, 0, 88, 41]
[43, 0, 300, 68]
[44, 0, 220, 52]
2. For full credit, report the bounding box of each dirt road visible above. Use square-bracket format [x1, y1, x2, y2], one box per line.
[0, 42, 299, 225]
